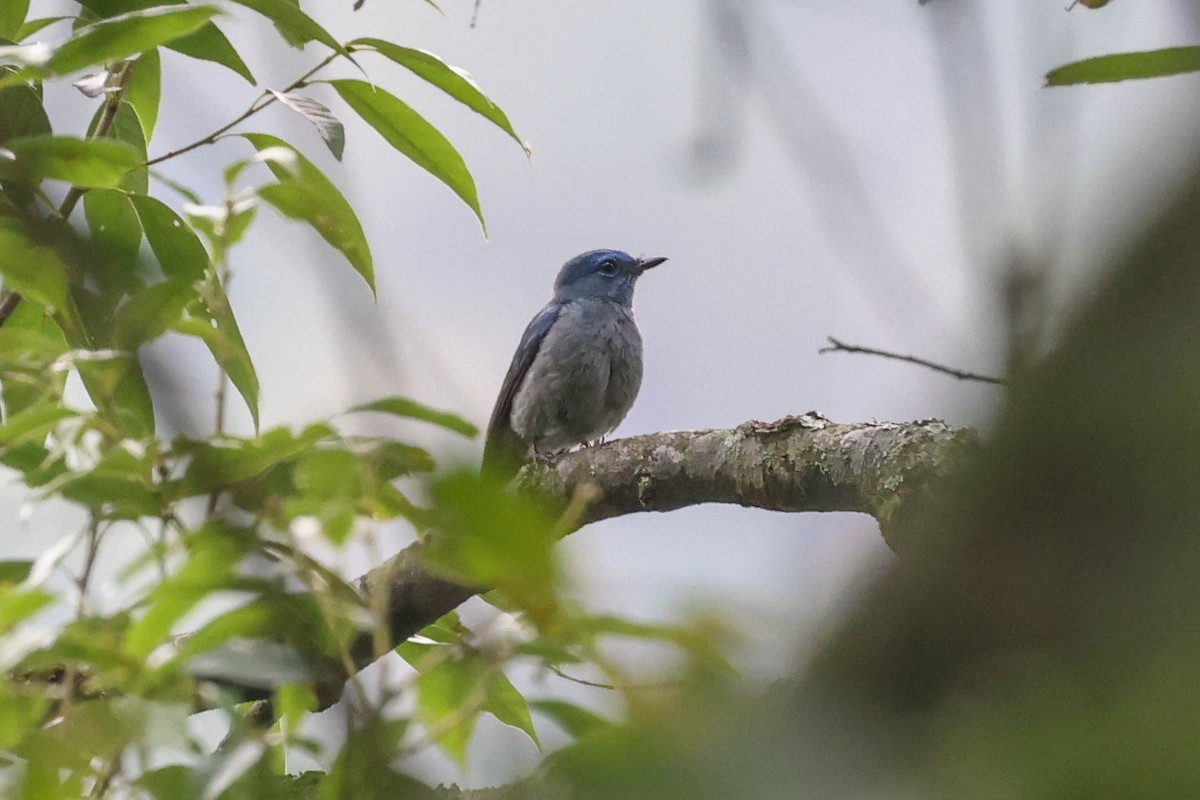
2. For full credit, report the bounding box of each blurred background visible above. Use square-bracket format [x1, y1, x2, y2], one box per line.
[7, 0, 1200, 787]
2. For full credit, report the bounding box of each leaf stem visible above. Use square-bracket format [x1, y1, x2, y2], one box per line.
[145, 49, 345, 167]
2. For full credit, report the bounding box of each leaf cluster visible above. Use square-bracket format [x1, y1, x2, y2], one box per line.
[0, 2, 729, 798]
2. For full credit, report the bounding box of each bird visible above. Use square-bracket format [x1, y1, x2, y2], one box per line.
[482, 249, 668, 481]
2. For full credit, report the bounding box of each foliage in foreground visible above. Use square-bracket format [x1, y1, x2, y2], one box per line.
[0, 2, 726, 797]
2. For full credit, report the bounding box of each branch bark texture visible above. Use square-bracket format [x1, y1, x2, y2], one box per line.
[344, 415, 972, 706]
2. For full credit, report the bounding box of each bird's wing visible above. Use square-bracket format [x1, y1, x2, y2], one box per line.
[482, 302, 562, 480]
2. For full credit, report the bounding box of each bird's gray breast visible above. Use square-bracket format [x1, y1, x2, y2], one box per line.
[509, 299, 644, 452]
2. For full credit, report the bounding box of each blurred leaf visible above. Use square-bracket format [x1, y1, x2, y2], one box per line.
[0, 402, 73, 449]
[0, 0, 28, 40]
[193, 739, 266, 800]
[0, 82, 50, 143]
[186, 638, 331, 689]
[328, 79, 485, 234]
[76, 350, 156, 437]
[241, 133, 373, 294]
[414, 654, 484, 766]
[88, 101, 148, 193]
[350, 38, 528, 154]
[129, 193, 209, 282]
[125, 525, 250, 659]
[15, 16, 68, 40]
[83, 188, 143, 273]
[125, 47, 160, 141]
[268, 89, 344, 160]
[45, 6, 220, 76]
[0, 584, 53, 633]
[274, 682, 318, 723]
[1047, 46, 1200, 86]
[136, 765, 194, 800]
[175, 284, 260, 430]
[483, 670, 540, 748]
[0, 561, 33, 584]
[281, 448, 363, 545]
[0, 302, 69, 416]
[531, 699, 614, 739]
[0, 135, 140, 187]
[319, 716, 425, 800]
[58, 441, 160, 518]
[114, 278, 197, 348]
[0, 693, 49, 751]
[361, 439, 435, 479]
[227, 0, 348, 56]
[173, 423, 335, 493]
[348, 395, 477, 437]
[0, 227, 71, 312]
[423, 471, 559, 624]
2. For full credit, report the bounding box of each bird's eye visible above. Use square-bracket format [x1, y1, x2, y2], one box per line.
[598, 259, 618, 276]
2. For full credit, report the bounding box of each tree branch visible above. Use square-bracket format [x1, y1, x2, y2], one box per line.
[337, 415, 972, 708]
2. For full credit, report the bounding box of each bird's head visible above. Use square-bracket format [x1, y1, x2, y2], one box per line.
[552, 249, 667, 305]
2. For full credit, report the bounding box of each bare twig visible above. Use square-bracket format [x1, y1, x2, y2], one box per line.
[820, 337, 1006, 385]
[144, 50, 343, 167]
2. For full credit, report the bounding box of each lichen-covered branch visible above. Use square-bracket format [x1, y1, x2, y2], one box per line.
[340, 414, 973, 707]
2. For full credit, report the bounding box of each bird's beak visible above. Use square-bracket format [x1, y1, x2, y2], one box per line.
[638, 256, 668, 273]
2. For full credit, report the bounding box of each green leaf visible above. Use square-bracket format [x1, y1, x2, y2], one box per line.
[165, 21, 255, 85]
[424, 471, 559, 625]
[87, 101, 148, 193]
[0, 584, 53, 633]
[58, 441, 160, 517]
[128, 194, 209, 282]
[0, 302, 69, 416]
[414, 655, 484, 766]
[0, 560, 33, 584]
[241, 133, 374, 294]
[46, 5, 220, 76]
[483, 670, 540, 748]
[0, 403, 73, 449]
[531, 699, 613, 739]
[0, 227, 70, 312]
[0, 81, 49, 144]
[347, 395, 478, 437]
[328, 79, 485, 234]
[114, 278, 197, 348]
[0, 0, 28, 41]
[84, 188, 143, 272]
[1046, 46, 1200, 86]
[173, 424, 335, 494]
[176, 282, 259, 430]
[350, 38, 528, 154]
[125, 47, 160, 142]
[15, 16, 68, 40]
[268, 90, 345, 160]
[76, 351, 156, 437]
[124, 526, 248, 658]
[227, 0, 348, 56]
[0, 135, 140, 188]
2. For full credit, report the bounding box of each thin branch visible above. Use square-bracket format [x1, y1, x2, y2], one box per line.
[144, 50, 343, 167]
[820, 337, 1006, 385]
[0, 291, 22, 326]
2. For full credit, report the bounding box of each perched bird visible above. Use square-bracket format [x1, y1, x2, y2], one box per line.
[482, 249, 667, 481]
